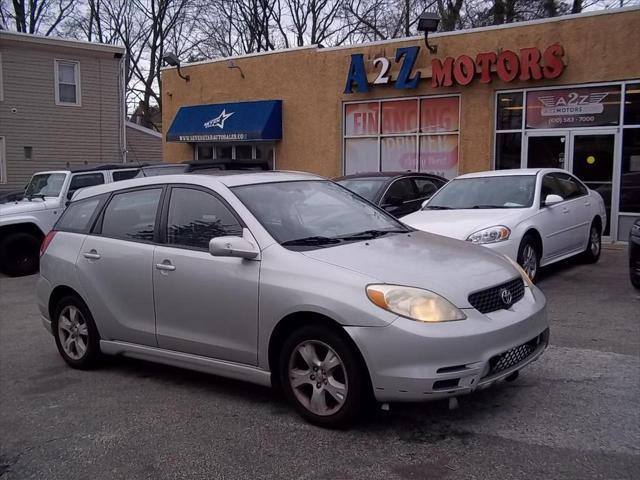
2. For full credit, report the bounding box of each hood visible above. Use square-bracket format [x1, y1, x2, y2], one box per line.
[0, 199, 48, 216]
[302, 231, 519, 309]
[400, 209, 527, 240]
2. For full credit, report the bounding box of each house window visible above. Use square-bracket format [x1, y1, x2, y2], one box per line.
[54, 60, 80, 106]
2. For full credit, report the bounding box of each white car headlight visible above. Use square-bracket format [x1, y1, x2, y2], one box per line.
[504, 255, 534, 288]
[366, 285, 466, 322]
[467, 226, 511, 244]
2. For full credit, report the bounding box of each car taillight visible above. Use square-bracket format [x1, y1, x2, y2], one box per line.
[40, 231, 57, 257]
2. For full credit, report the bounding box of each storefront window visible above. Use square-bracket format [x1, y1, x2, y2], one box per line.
[344, 96, 460, 178]
[496, 92, 523, 130]
[421, 97, 459, 132]
[624, 83, 640, 126]
[216, 145, 233, 160]
[345, 102, 379, 136]
[381, 100, 418, 134]
[620, 128, 640, 213]
[495, 133, 522, 170]
[236, 145, 253, 160]
[344, 138, 378, 174]
[381, 136, 417, 171]
[526, 85, 621, 129]
[195, 143, 274, 168]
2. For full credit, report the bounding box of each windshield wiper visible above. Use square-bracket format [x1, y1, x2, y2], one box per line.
[470, 204, 503, 209]
[26, 194, 46, 201]
[281, 236, 342, 247]
[337, 229, 408, 240]
[423, 205, 451, 210]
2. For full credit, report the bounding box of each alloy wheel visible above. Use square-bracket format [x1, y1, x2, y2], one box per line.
[521, 244, 538, 280]
[590, 227, 601, 257]
[288, 340, 348, 416]
[57, 305, 89, 360]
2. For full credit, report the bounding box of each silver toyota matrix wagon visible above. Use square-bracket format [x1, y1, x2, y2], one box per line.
[37, 171, 549, 428]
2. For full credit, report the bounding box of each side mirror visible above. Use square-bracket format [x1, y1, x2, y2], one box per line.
[209, 233, 259, 260]
[421, 199, 430, 209]
[544, 194, 563, 206]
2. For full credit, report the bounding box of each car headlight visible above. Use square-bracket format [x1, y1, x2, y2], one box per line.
[366, 285, 466, 322]
[466, 226, 511, 244]
[503, 255, 534, 288]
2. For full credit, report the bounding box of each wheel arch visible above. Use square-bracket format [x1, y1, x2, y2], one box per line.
[48, 285, 92, 326]
[591, 215, 603, 233]
[0, 222, 45, 241]
[520, 227, 543, 258]
[267, 311, 372, 394]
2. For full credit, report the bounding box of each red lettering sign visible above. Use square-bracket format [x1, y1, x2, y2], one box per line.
[431, 44, 565, 88]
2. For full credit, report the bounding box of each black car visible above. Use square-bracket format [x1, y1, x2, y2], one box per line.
[335, 172, 448, 217]
[135, 160, 270, 177]
[630, 218, 640, 289]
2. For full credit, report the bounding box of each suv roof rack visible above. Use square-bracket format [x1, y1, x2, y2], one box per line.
[70, 163, 150, 173]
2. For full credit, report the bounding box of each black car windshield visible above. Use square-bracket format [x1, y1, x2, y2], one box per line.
[24, 173, 66, 198]
[336, 178, 387, 202]
[426, 175, 536, 209]
[233, 180, 409, 249]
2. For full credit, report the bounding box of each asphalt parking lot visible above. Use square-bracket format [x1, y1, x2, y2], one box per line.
[1, 247, 638, 480]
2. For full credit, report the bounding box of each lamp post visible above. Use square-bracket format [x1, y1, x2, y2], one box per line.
[417, 12, 440, 54]
[163, 53, 190, 82]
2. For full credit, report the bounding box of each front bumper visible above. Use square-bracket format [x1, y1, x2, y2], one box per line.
[346, 286, 548, 402]
[481, 238, 519, 260]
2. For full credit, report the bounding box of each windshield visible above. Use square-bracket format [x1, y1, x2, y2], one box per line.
[336, 178, 387, 202]
[426, 175, 536, 210]
[24, 173, 67, 198]
[232, 180, 409, 250]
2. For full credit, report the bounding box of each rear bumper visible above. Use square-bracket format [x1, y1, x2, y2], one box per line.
[36, 275, 53, 335]
[346, 286, 548, 402]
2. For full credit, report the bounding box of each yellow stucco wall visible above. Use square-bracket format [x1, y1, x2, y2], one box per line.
[162, 8, 640, 177]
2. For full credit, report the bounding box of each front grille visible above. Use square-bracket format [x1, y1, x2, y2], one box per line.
[485, 334, 544, 378]
[468, 277, 524, 314]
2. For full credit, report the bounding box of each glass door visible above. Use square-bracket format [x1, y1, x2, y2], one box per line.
[525, 132, 568, 169]
[569, 130, 618, 236]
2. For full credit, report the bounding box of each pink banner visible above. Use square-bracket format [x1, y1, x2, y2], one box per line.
[420, 97, 459, 133]
[419, 135, 459, 179]
[381, 137, 417, 171]
[381, 100, 418, 134]
[345, 102, 379, 136]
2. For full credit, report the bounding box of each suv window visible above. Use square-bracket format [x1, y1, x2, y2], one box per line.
[541, 174, 565, 202]
[112, 169, 140, 181]
[101, 188, 162, 242]
[166, 188, 243, 249]
[554, 172, 588, 199]
[382, 178, 416, 205]
[56, 196, 103, 233]
[69, 173, 105, 193]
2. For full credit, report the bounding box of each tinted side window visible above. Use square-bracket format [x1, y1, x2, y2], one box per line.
[541, 174, 564, 201]
[383, 179, 415, 204]
[69, 173, 105, 192]
[413, 178, 441, 199]
[555, 173, 587, 199]
[166, 188, 243, 249]
[56, 196, 102, 233]
[101, 188, 162, 242]
[112, 169, 140, 181]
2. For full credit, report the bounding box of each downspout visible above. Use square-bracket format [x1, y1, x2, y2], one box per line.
[117, 53, 127, 163]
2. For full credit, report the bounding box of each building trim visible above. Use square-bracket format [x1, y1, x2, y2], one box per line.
[0, 31, 124, 55]
[126, 121, 163, 138]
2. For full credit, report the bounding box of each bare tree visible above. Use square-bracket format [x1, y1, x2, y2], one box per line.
[2, 0, 76, 34]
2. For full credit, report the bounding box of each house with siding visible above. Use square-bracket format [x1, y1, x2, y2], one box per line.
[0, 31, 161, 191]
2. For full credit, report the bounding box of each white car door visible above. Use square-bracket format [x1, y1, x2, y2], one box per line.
[554, 172, 593, 251]
[537, 173, 577, 261]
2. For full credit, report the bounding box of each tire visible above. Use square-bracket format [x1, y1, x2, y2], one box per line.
[631, 271, 640, 290]
[279, 325, 368, 429]
[582, 221, 602, 264]
[517, 234, 540, 283]
[0, 232, 40, 277]
[52, 295, 101, 369]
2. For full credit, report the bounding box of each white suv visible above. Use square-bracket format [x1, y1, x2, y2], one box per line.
[0, 165, 139, 276]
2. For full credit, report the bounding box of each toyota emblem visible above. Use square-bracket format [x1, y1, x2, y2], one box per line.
[500, 288, 513, 306]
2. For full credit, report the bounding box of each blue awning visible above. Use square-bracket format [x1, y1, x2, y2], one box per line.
[166, 100, 282, 143]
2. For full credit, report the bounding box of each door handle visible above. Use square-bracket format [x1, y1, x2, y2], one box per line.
[584, 201, 591, 206]
[561, 208, 570, 214]
[155, 262, 176, 272]
[83, 250, 101, 260]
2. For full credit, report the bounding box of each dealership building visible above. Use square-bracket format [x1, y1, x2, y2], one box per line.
[162, 7, 639, 241]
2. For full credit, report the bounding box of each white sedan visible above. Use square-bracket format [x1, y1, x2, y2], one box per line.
[401, 168, 607, 282]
